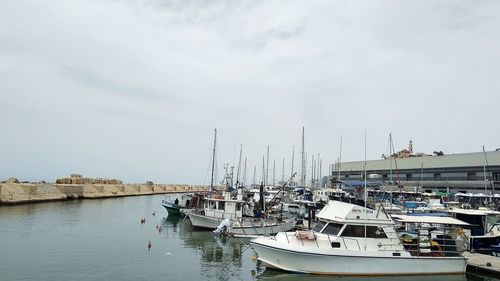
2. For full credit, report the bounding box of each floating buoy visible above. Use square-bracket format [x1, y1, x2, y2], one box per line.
[156, 225, 159, 230]
[147, 240, 151, 251]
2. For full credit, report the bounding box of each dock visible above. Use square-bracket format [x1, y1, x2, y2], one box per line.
[464, 251, 500, 276]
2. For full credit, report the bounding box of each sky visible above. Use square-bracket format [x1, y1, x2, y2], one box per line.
[1, 0, 499, 184]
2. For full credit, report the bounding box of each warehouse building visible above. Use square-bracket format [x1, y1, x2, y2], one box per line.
[331, 150, 500, 194]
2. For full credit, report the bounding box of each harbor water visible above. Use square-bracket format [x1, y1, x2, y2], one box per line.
[0, 194, 498, 281]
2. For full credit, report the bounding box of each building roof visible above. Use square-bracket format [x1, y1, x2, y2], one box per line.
[334, 151, 500, 172]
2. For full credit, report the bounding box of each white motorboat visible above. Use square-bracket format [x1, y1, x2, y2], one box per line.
[250, 200, 467, 275]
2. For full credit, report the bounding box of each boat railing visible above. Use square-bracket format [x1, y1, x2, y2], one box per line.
[340, 237, 361, 251]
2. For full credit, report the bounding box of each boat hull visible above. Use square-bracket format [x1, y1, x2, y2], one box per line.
[230, 219, 296, 237]
[250, 240, 467, 275]
[162, 201, 183, 216]
[188, 212, 221, 229]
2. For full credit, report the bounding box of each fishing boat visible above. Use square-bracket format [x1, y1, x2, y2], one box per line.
[161, 193, 199, 216]
[249, 200, 467, 275]
[188, 190, 296, 237]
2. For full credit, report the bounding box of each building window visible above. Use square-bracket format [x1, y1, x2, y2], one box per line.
[406, 174, 412, 180]
[493, 173, 500, 182]
[434, 173, 441, 180]
[382, 174, 388, 180]
[467, 173, 476, 181]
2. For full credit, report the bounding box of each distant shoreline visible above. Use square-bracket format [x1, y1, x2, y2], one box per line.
[0, 183, 210, 205]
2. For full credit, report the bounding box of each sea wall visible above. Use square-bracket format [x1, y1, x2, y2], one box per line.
[0, 183, 210, 205]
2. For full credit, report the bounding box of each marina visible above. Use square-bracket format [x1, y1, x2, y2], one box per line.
[1, 194, 500, 280]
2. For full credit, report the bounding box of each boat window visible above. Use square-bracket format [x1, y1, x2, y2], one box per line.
[209, 201, 216, 209]
[218, 201, 225, 210]
[313, 221, 327, 232]
[236, 203, 241, 211]
[322, 223, 343, 235]
[340, 225, 387, 238]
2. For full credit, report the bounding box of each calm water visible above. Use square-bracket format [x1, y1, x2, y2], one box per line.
[0, 195, 498, 281]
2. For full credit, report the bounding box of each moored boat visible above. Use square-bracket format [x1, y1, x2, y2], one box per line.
[250, 200, 468, 275]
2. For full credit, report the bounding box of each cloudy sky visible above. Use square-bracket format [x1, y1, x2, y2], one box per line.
[1, 0, 499, 184]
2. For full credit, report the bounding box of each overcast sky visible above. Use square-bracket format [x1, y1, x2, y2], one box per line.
[1, 0, 499, 184]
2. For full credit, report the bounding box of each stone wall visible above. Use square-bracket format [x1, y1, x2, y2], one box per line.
[0, 183, 211, 204]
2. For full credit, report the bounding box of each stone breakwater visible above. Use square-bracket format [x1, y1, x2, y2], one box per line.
[0, 183, 210, 205]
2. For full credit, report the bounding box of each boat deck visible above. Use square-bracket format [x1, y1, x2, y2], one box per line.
[464, 251, 500, 276]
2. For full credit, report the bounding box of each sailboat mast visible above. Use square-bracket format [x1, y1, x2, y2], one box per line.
[282, 157, 285, 183]
[291, 146, 295, 186]
[301, 127, 306, 186]
[252, 165, 256, 185]
[338, 134, 342, 181]
[210, 129, 217, 191]
[482, 145, 489, 200]
[236, 144, 242, 188]
[266, 146, 270, 186]
[273, 159, 276, 186]
[242, 157, 247, 187]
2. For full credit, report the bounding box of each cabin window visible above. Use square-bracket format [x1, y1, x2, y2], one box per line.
[313, 221, 327, 232]
[340, 225, 387, 238]
[322, 223, 343, 235]
[236, 203, 241, 211]
[218, 201, 225, 210]
[209, 201, 216, 209]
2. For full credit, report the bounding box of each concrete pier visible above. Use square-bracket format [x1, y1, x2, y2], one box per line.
[0, 182, 211, 205]
[464, 251, 500, 276]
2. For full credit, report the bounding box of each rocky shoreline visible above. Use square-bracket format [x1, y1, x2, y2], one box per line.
[0, 182, 210, 205]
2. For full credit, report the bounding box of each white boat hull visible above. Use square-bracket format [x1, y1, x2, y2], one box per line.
[188, 212, 221, 229]
[250, 239, 467, 275]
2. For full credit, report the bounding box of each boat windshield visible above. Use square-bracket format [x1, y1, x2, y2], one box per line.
[321, 223, 343, 235]
[313, 221, 326, 232]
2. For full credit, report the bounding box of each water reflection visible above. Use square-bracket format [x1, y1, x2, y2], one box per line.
[256, 271, 469, 281]
[160, 214, 263, 281]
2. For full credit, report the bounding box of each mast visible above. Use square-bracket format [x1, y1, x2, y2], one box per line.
[262, 156, 266, 186]
[236, 144, 242, 188]
[273, 159, 276, 186]
[338, 134, 342, 181]
[301, 127, 306, 186]
[210, 128, 217, 191]
[291, 146, 295, 186]
[311, 154, 315, 188]
[364, 130, 367, 249]
[242, 157, 247, 187]
[252, 165, 256, 185]
[266, 146, 270, 186]
[282, 157, 285, 183]
[317, 153, 321, 188]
